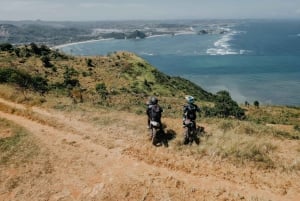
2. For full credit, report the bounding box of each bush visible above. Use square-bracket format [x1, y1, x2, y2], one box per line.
[96, 83, 108, 100]
[86, 58, 94, 67]
[63, 67, 79, 88]
[203, 90, 245, 119]
[29, 43, 51, 56]
[0, 43, 13, 51]
[30, 43, 41, 55]
[254, 100, 260, 108]
[0, 68, 48, 94]
[41, 56, 52, 67]
[31, 76, 48, 94]
[214, 90, 245, 119]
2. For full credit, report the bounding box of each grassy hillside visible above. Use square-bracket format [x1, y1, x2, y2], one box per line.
[1, 44, 300, 200]
[0, 43, 299, 133]
[0, 43, 218, 115]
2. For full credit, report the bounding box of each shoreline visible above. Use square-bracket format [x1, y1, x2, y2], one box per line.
[52, 38, 114, 49]
[53, 31, 198, 50]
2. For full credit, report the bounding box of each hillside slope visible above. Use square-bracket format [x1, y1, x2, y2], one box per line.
[0, 97, 300, 201]
[0, 44, 217, 115]
[0, 44, 300, 201]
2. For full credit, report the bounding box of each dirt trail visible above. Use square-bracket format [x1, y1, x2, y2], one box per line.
[0, 97, 299, 201]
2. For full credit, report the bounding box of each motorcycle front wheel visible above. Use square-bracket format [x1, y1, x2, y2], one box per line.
[152, 127, 157, 145]
[183, 127, 190, 145]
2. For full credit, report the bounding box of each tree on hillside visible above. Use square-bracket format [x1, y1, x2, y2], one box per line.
[203, 90, 245, 119]
[0, 43, 13, 51]
[30, 43, 41, 55]
[41, 56, 52, 68]
[96, 83, 108, 100]
[31, 76, 49, 95]
[254, 100, 260, 108]
[30, 43, 51, 56]
[39, 44, 51, 55]
[63, 67, 80, 88]
[0, 68, 48, 98]
[215, 90, 245, 119]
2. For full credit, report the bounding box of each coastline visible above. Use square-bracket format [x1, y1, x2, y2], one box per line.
[53, 31, 198, 50]
[52, 38, 114, 49]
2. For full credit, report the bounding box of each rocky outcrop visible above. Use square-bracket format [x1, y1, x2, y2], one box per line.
[197, 29, 229, 35]
[126, 30, 146, 39]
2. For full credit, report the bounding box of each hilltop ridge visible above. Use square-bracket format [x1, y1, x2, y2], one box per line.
[0, 43, 300, 201]
[0, 43, 245, 118]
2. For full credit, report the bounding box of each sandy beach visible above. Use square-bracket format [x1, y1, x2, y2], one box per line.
[52, 38, 114, 49]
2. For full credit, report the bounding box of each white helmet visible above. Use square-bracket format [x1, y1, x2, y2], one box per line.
[185, 95, 195, 104]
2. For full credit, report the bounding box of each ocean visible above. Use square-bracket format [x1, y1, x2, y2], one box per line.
[59, 19, 300, 106]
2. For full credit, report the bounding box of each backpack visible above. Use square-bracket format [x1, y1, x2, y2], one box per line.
[150, 104, 161, 121]
[185, 104, 197, 120]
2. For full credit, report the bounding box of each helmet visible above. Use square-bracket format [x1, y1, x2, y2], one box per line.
[150, 96, 158, 104]
[185, 95, 195, 104]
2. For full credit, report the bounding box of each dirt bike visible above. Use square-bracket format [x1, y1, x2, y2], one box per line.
[149, 120, 162, 146]
[183, 119, 200, 145]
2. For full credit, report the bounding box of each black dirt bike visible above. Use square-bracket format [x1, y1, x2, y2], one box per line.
[149, 120, 163, 146]
[183, 119, 200, 145]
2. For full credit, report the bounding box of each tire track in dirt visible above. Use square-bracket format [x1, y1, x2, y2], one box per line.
[0, 97, 299, 201]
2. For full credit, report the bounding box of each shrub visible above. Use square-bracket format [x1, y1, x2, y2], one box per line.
[96, 83, 108, 100]
[31, 76, 49, 94]
[203, 90, 245, 119]
[0, 43, 13, 51]
[254, 100, 260, 108]
[29, 43, 51, 56]
[40, 56, 52, 67]
[30, 43, 41, 55]
[216, 91, 245, 118]
[86, 58, 94, 67]
[0, 68, 48, 94]
[63, 67, 80, 88]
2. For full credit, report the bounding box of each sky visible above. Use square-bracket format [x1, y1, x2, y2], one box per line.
[0, 0, 300, 21]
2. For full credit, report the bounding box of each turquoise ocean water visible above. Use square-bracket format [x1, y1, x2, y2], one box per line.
[59, 20, 300, 106]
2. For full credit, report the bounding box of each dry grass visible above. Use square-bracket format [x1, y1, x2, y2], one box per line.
[1, 48, 300, 172]
[246, 105, 300, 125]
[1, 86, 299, 172]
[168, 118, 300, 170]
[0, 118, 39, 165]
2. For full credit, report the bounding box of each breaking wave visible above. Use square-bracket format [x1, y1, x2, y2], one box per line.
[206, 30, 249, 55]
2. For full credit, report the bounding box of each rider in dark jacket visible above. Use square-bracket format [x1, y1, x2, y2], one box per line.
[146, 96, 163, 129]
[183, 95, 200, 128]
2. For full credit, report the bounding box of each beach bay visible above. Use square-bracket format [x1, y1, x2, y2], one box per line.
[59, 20, 300, 106]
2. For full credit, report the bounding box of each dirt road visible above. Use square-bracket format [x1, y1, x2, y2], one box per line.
[0, 97, 299, 201]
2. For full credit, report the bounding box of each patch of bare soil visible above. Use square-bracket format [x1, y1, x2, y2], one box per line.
[0, 97, 299, 201]
[0, 129, 13, 139]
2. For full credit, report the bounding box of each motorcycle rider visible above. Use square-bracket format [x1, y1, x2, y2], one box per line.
[183, 95, 200, 129]
[146, 96, 163, 129]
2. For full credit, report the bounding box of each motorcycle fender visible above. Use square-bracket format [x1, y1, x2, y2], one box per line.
[150, 121, 160, 127]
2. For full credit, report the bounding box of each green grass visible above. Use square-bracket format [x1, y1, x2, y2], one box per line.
[0, 118, 39, 165]
[246, 105, 300, 126]
[274, 130, 300, 140]
[184, 118, 281, 168]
